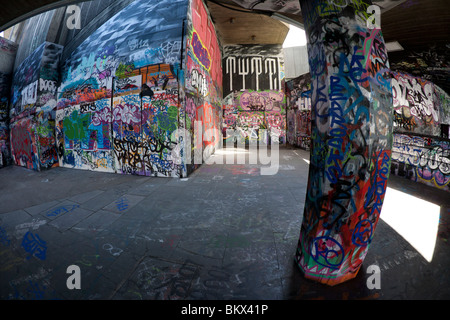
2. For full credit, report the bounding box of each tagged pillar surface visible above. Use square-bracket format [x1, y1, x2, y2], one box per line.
[295, 0, 393, 285]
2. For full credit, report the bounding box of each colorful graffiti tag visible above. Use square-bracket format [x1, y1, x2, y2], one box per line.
[392, 72, 439, 136]
[54, 0, 191, 177]
[391, 133, 450, 191]
[286, 73, 312, 149]
[295, 0, 394, 285]
[10, 117, 40, 170]
[0, 38, 18, 168]
[185, 0, 223, 172]
[222, 44, 286, 144]
[8, 42, 62, 171]
[53, 0, 221, 177]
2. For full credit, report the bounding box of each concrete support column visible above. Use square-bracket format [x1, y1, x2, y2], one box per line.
[295, 0, 393, 285]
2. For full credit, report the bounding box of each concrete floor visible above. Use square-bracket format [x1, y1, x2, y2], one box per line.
[0, 146, 449, 300]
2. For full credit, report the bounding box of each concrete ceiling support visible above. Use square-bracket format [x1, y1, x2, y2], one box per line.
[295, 0, 394, 285]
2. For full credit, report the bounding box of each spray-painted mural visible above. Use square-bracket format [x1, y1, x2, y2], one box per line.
[389, 70, 450, 192]
[184, 0, 223, 173]
[390, 43, 450, 97]
[295, 0, 394, 285]
[9, 117, 40, 170]
[222, 44, 285, 144]
[392, 72, 441, 136]
[9, 42, 63, 171]
[286, 73, 311, 149]
[0, 37, 18, 168]
[55, 98, 114, 172]
[115, 66, 184, 177]
[56, 0, 192, 177]
[8, 45, 42, 171]
[55, 0, 221, 177]
[287, 70, 450, 194]
[391, 133, 450, 191]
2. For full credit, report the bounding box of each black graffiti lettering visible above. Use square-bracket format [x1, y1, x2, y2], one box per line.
[80, 102, 97, 113]
[113, 136, 178, 176]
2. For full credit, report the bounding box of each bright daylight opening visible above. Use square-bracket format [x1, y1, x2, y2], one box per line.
[283, 25, 307, 48]
[214, 148, 249, 155]
[380, 187, 441, 262]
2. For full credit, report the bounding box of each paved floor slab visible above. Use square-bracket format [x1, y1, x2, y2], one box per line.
[0, 146, 449, 300]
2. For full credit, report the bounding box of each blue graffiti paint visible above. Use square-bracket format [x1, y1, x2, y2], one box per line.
[309, 236, 345, 269]
[351, 219, 373, 246]
[45, 204, 80, 217]
[22, 231, 47, 260]
[0, 225, 11, 246]
[115, 197, 129, 211]
[365, 150, 390, 217]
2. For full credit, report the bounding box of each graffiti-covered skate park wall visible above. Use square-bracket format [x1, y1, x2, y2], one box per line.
[222, 44, 286, 145]
[9, 41, 63, 171]
[286, 73, 311, 150]
[185, 0, 223, 173]
[0, 37, 18, 168]
[285, 69, 450, 192]
[390, 71, 450, 191]
[2, 0, 222, 177]
[54, 0, 222, 178]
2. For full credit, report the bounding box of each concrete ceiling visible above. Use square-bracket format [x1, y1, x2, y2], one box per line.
[205, 0, 290, 45]
[380, 0, 450, 50]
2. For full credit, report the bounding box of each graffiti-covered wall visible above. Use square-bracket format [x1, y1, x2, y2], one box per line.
[285, 68, 450, 194]
[0, 37, 18, 168]
[222, 44, 286, 144]
[390, 71, 450, 192]
[392, 133, 450, 191]
[184, 0, 223, 173]
[286, 72, 311, 150]
[9, 41, 63, 171]
[389, 43, 450, 97]
[55, 0, 190, 177]
[55, 0, 222, 177]
[392, 71, 448, 136]
[435, 85, 450, 138]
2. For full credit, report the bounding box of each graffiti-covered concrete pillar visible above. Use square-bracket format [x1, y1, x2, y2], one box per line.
[295, 0, 393, 285]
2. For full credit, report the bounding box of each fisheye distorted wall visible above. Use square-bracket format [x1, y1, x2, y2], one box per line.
[6, 0, 223, 177]
[0, 37, 18, 168]
[222, 44, 286, 145]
